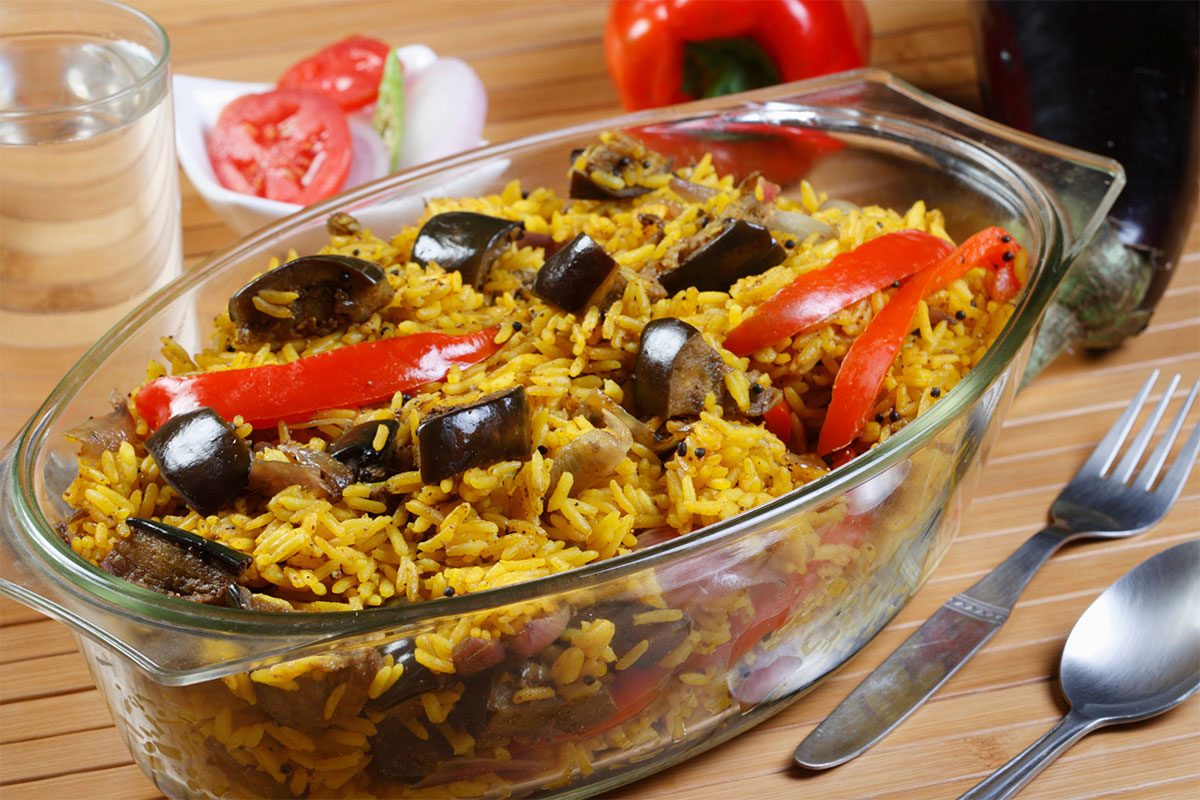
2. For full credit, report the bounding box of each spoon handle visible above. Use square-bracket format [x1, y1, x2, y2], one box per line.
[958, 708, 1101, 800]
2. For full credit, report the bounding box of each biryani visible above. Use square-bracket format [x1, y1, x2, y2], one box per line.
[58, 130, 1025, 798]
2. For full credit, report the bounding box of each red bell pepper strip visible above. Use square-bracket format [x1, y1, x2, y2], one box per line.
[817, 227, 1023, 455]
[629, 117, 846, 186]
[762, 400, 792, 442]
[135, 327, 501, 430]
[725, 230, 955, 356]
[604, 0, 871, 112]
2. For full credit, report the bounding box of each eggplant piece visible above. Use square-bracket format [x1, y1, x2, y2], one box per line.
[531, 232, 619, 314]
[568, 131, 673, 200]
[657, 219, 785, 295]
[328, 419, 411, 482]
[228, 254, 394, 346]
[100, 517, 250, 604]
[410, 211, 523, 289]
[372, 715, 454, 781]
[416, 386, 531, 483]
[634, 318, 729, 419]
[247, 458, 340, 500]
[971, 1, 1200, 379]
[145, 407, 250, 515]
[256, 650, 382, 731]
[366, 639, 450, 712]
[573, 600, 692, 669]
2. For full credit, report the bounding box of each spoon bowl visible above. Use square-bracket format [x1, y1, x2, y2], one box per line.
[960, 539, 1200, 800]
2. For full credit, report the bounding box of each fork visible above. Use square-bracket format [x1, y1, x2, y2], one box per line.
[793, 370, 1200, 770]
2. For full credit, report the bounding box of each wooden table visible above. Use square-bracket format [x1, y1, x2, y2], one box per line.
[2, 2, 1197, 798]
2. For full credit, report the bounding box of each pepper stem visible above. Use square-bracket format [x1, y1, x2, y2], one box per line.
[681, 37, 781, 100]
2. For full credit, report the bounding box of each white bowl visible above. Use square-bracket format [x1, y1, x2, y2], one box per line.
[173, 44, 485, 235]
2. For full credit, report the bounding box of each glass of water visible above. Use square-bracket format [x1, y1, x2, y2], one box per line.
[0, 0, 182, 438]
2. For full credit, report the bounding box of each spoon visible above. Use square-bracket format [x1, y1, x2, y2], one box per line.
[959, 539, 1200, 800]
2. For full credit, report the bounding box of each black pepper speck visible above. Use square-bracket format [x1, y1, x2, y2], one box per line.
[889, 410, 901, 422]
[750, 383, 764, 395]
[875, 414, 885, 424]
[930, 387, 941, 397]
[537, 445, 549, 455]
[1002, 251, 1015, 262]
[512, 321, 523, 332]
[784, 239, 796, 248]
[676, 441, 687, 457]
[694, 447, 707, 458]
[443, 586, 455, 597]
[955, 310, 966, 320]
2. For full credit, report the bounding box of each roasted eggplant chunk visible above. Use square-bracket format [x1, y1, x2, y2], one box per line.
[569, 130, 672, 200]
[417, 386, 531, 483]
[328, 419, 410, 482]
[634, 318, 729, 419]
[145, 407, 251, 515]
[255, 650, 383, 731]
[657, 219, 785, 295]
[410, 211, 523, 289]
[100, 517, 250, 604]
[228, 254, 394, 346]
[531, 232, 619, 314]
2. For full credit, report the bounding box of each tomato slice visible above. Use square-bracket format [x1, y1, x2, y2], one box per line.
[207, 88, 352, 205]
[278, 35, 391, 111]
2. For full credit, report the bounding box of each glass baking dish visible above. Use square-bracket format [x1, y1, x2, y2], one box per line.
[0, 70, 1121, 799]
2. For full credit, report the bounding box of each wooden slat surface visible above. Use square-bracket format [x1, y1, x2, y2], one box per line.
[1, 2, 1197, 798]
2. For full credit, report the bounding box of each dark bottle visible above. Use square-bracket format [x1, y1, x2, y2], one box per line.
[969, 1, 1200, 377]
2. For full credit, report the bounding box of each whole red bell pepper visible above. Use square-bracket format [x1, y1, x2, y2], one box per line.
[817, 227, 1022, 455]
[135, 327, 501, 430]
[725, 230, 955, 356]
[604, 0, 871, 112]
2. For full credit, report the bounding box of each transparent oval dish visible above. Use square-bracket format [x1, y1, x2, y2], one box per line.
[0, 70, 1121, 800]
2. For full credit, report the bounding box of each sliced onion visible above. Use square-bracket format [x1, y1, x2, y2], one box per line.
[399, 57, 488, 169]
[669, 176, 720, 202]
[769, 209, 835, 241]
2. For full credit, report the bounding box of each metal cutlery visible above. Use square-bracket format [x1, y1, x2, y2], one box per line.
[794, 370, 1200, 769]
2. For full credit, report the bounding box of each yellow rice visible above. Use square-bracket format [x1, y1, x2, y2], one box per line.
[59, 130, 1020, 798]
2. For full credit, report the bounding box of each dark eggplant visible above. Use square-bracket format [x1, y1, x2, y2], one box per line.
[325, 211, 361, 237]
[327, 419, 410, 482]
[531, 232, 619, 314]
[145, 407, 250, 515]
[410, 211, 523, 289]
[228, 254, 394, 346]
[100, 517, 250, 604]
[416, 386, 531, 483]
[247, 458, 341, 500]
[970, 1, 1200, 379]
[255, 650, 382, 731]
[573, 600, 692, 669]
[657, 219, 785, 295]
[366, 639, 450, 712]
[568, 130, 673, 200]
[634, 318, 729, 419]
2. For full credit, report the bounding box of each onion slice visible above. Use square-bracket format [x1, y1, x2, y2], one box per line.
[399, 57, 487, 169]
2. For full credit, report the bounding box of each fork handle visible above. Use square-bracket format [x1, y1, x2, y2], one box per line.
[959, 524, 1075, 612]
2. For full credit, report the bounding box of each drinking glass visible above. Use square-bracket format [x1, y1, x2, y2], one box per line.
[0, 0, 182, 439]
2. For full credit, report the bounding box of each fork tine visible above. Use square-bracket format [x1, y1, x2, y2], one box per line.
[1135, 379, 1200, 494]
[1082, 370, 1159, 478]
[1112, 374, 1181, 484]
